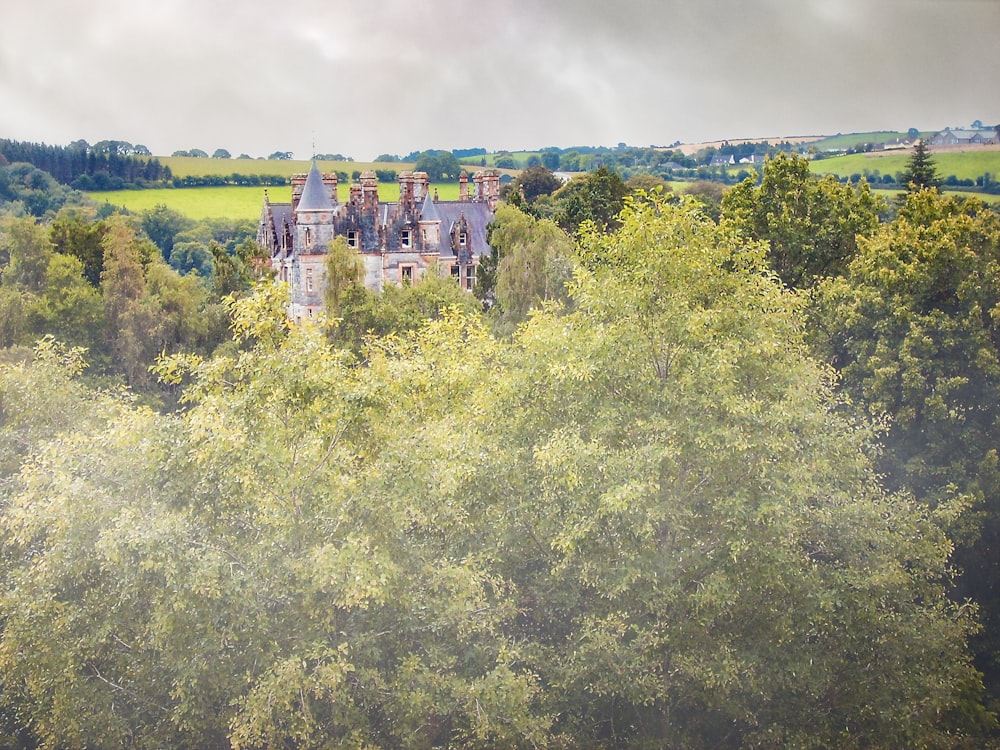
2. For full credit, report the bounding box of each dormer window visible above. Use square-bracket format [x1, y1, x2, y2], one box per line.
[459, 231, 467, 246]
[401, 229, 412, 248]
[347, 230, 359, 249]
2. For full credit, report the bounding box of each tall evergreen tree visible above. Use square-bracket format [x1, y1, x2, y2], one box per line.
[900, 139, 940, 192]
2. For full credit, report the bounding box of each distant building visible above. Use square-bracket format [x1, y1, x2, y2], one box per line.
[929, 127, 999, 146]
[258, 163, 499, 321]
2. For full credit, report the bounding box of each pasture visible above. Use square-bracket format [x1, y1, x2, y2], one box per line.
[809, 146, 1000, 182]
[91, 181, 467, 221]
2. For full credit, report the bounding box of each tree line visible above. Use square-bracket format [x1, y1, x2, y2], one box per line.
[0, 139, 171, 191]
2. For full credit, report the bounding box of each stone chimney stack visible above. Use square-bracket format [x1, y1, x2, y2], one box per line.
[291, 172, 308, 211]
[398, 171, 415, 207]
[322, 172, 339, 203]
[459, 170, 469, 202]
[413, 171, 430, 204]
[350, 182, 362, 206]
[361, 171, 379, 213]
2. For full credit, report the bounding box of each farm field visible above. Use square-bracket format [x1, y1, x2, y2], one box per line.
[90, 181, 467, 221]
[809, 146, 1000, 182]
[161, 156, 416, 178]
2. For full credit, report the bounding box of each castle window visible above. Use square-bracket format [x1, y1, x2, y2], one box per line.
[400, 229, 412, 248]
[450, 265, 460, 279]
[347, 230, 358, 248]
[306, 267, 314, 292]
[459, 231, 467, 246]
[305, 227, 313, 249]
[401, 265, 414, 282]
[464, 264, 476, 290]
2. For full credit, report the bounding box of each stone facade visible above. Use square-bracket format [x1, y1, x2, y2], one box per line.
[258, 163, 499, 321]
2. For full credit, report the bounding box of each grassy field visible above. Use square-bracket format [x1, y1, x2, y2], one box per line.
[161, 156, 414, 178]
[91, 181, 467, 221]
[160, 156, 495, 179]
[809, 147, 1000, 182]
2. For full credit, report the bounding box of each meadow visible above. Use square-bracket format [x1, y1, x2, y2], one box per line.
[91, 181, 467, 220]
[808, 146, 1000, 182]
[161, 156, 415, 178]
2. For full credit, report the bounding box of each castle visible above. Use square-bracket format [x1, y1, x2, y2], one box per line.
[257, 163, 500, 321]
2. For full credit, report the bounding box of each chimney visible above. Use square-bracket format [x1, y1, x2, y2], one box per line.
[413, 171, 429, 204]
[398, 171, 414, 207]
[361, 171, 378, 213]
[322, 172, 339, 203]
[459, 170, 468, 202]
[291, 172, 308, 211]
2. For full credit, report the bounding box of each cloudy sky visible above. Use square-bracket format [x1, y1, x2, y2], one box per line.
[2, 0, 998, 161]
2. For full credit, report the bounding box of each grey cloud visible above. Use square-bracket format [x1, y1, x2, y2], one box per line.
[1, 0, 997, 159]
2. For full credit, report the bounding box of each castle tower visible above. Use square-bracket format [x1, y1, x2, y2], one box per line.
[294, 161, 336, 253]
[418, 190, 441, 250]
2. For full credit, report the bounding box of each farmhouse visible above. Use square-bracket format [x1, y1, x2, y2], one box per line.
[258, 163, 499, 320]
[929, 128, 999, 146]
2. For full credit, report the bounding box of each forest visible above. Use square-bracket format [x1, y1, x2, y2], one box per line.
[3, 149, 1000, 749]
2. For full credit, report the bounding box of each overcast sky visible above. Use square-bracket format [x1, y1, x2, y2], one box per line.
[2, 0, 998, 161]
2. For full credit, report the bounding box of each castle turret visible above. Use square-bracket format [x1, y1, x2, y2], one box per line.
[418, 190, 441, 249]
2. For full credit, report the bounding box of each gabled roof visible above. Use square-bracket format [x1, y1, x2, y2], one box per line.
[297, 161, 335, 212]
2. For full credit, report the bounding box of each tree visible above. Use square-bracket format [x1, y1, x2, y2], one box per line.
[212, 148, 232, 159]
[485, 203, 574, 332]
[812, 190, 1000, 711]
[50, 207, 108, 286]
[511, 165, 562, 203]
[722, 153, 884, 288]
[140, 204, 195, 261]
[268, 151, 293, 161]
[323, 236, 362, 319]
[0, 200, 989, 749]
[540, 148, 561, 171]
[553, 166, 628, 234]
[900, 139, 940, 192]
[414, 151, 461, 181]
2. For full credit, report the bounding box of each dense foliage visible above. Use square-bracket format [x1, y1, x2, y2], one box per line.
[0, 139, 170, 190]
[0, 192, 990, 749]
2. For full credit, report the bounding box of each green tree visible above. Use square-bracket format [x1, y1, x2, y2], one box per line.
[414, 151, 461, 181]
[0, 200, 988, 749]
[323, 236, 362, 319]
[140, 204, 195, 261]
[511, 165, 562, 203]
[722, 153, 884, 288]
[488, 203, 574, 333]
[900, 139, 941, 192]
[1, 214, 52, 292]
[49, 207, 108, 286]
[813, 190, 1000, 711]
[553, 166, 628, 234]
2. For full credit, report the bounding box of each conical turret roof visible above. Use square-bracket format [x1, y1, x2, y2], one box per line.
[419, 190, 441, 223]
[297, 161, 334, 212]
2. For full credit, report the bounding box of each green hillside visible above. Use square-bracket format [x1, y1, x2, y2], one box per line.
[810, 148, 1000, 182]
